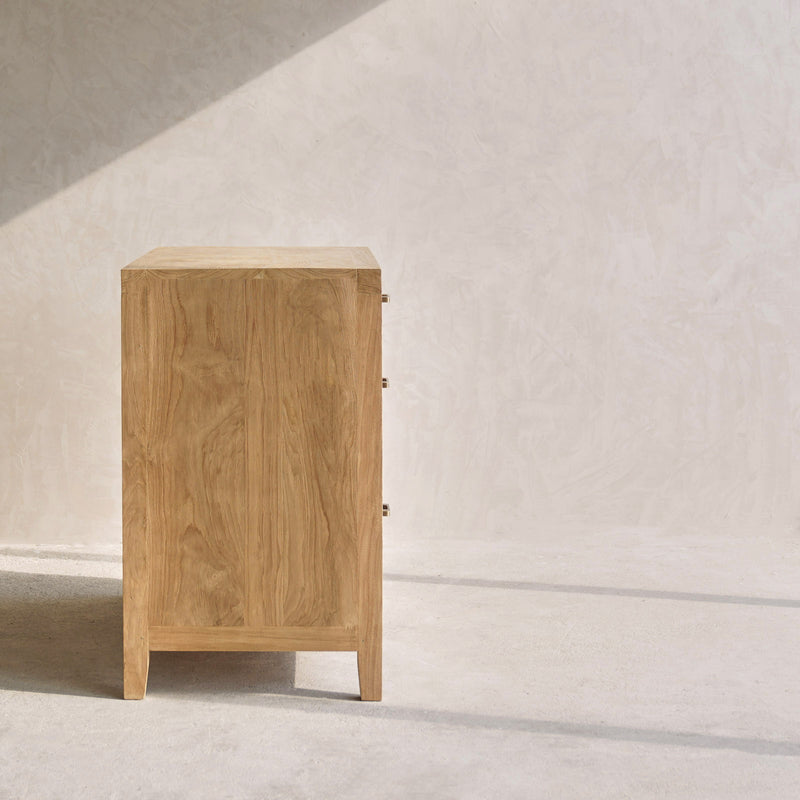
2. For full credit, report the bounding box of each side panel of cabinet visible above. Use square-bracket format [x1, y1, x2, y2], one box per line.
[146, 277, 248, 627]
[139, 274, 360, 631]
[245, 277, 359, 628]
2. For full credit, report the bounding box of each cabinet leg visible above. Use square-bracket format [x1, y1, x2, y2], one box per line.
[358, 639, 381, 701]
[123, 644, 150, 700]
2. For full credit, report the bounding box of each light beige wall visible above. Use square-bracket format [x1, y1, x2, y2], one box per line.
[2, 1, 799, 544]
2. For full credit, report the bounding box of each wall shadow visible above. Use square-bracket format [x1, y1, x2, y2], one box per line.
[0, 570, 123, 698]
[383, 573, 800, 609]
[0, 0, 386, 225]
[148, 650, 357, 700]
[220, 694, 800, 756]
[148, 650, 298, 697]
[0, 569, 348, 700]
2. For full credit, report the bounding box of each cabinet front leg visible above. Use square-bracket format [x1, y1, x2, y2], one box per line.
[357, 638, 381, 701]
[123, 637, 149, 700]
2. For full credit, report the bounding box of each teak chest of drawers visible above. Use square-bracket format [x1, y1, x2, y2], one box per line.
[121, 247, 383, 700]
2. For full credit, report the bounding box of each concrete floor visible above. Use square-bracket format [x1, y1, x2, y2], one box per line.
[0, 528, 798, 799]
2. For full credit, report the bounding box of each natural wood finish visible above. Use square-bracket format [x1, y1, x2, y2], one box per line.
[122, 248, 382, 700]
[125, 246, 379, 270]
[149, 626, 358, 652]
[128, 268, 360, 282]
[356, 284, 383, 701]
[146, 277, 248, 627]
[121, 274, 150, 699]
[244, 277, 359, 627]
[357, 269, 381, 294]
[244, 278, 280, 626]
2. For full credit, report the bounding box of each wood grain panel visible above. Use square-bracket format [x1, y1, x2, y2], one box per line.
[121, 273, 150, 699]
[357, 269, 381, 295]
[278, 278, 359, 627]
[356, 280, 383, 700]
[149, 626, 358, 652]
[146, 278, 247, 627]
[244, 279, 282, 626]
[247, 278, 360, 628]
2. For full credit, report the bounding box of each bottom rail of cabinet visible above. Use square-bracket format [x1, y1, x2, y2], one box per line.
[147, 625, 360, 652]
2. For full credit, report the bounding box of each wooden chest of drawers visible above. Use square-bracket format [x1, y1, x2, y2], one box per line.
[121, 247, 382, 700]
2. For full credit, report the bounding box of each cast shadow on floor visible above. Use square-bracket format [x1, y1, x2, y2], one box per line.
[0, 570, 349, 700]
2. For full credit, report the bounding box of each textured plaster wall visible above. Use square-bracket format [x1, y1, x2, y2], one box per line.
[1, 1, 799, 544]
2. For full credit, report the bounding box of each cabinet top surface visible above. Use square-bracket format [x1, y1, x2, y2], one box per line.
[123, 247, 379, 271]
